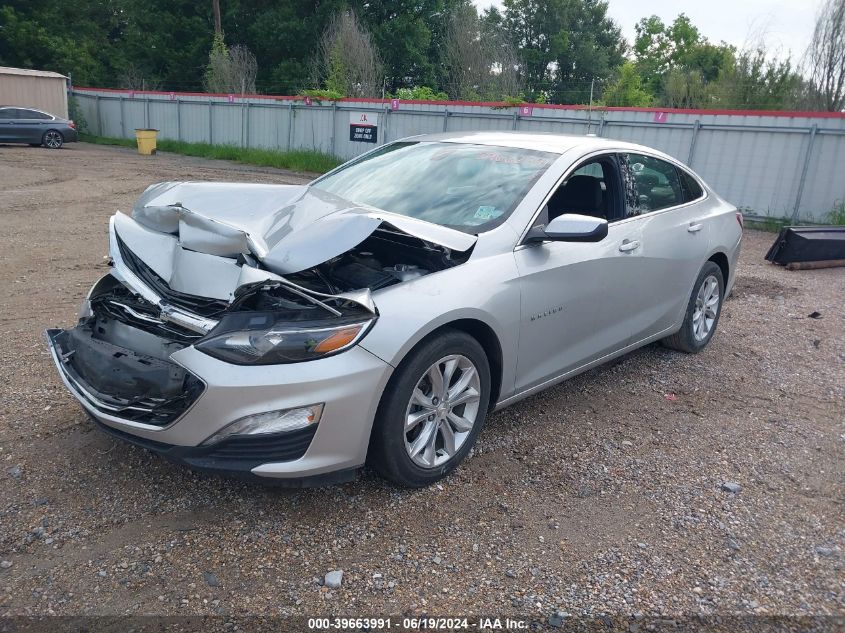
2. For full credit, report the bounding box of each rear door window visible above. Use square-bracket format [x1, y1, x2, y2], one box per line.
[619, 153, 684, 217]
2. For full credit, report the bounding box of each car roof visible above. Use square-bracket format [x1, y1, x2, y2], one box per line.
[0, 105, 56, 116]
[409, 131, 664, 157]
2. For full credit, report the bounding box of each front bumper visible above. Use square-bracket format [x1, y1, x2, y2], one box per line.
[46, 324, 394, 483]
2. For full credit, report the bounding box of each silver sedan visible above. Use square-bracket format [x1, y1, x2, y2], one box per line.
[47, 132, 742, 487]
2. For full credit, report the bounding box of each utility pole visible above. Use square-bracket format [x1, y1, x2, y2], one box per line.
[587, 78, 595, 135]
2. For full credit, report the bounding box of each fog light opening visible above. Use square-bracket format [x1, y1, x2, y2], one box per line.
[201, 404, 324, 446]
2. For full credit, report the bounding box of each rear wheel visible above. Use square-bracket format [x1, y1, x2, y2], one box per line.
[662, 261, 724, 353]
[42, 130, 63, 149]
[369, 329, 490, 487]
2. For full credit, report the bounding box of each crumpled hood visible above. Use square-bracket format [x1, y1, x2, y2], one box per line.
[131, 181, 476, 274]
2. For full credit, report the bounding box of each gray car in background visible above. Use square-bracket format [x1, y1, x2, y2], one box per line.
[0, 106, 78, 148]
[46, 132, 742, 487]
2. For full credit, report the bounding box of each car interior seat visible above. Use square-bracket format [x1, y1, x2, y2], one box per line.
[547, 175, 605, 221]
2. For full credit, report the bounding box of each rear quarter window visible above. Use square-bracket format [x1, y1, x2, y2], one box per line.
[679, 169, 705, 202]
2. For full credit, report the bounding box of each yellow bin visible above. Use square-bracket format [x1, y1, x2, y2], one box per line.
[134, 128, 158, 155]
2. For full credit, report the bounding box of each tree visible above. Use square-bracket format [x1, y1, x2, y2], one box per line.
[601, 61, 653, 106]
[441, 3, 521, 100]
[203, 32, 257, 93]
[711, 48, 802, 110]
[633, 13, 734, 102]
[350, 0, 445, 91]
[493, 0, 625, 103]
[315, 11, 382, 98]
[807, 0, 845, 111]
[662, 68, 708, 108]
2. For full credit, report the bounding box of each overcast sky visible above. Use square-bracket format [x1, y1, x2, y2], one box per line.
[473, 0, 823, 59]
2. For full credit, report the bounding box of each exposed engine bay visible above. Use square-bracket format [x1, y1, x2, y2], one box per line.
[87, 222, 469, 347]
[243, 226, 469, 306]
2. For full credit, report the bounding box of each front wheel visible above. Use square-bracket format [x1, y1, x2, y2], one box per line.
[42, 130, 63, 149]
[369, 329, 491, 487]
[662, 261, 724, 353]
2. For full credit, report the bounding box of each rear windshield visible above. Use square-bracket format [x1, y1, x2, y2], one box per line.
[311, 141, 557, 233]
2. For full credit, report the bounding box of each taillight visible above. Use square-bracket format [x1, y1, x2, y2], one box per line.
[735, 212, 744, 229]
[68, 120, 76, 129]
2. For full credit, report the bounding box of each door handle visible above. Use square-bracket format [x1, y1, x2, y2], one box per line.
[618, 239, 640, 252]
[688, 222, 703, 233]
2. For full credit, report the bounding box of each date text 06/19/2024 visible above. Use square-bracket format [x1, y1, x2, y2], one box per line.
[307, 617, 529, 630]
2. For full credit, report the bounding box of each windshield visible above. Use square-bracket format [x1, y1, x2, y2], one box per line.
[311, 141, 557, 233]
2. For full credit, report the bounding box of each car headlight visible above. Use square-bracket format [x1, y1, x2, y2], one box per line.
[196, 312, 375, 364]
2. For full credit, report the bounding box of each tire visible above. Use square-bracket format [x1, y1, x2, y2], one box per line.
[662, 261, 725, 353]
[42, 130, 63, 149]
[368, 329, 491, 487]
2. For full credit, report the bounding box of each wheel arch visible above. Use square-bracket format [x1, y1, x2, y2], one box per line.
[373, 316, 505, 411]
[707, 251, 729, 286]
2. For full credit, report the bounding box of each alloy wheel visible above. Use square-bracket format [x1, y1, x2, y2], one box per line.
[403, 354, 481, 469]
[44, 131, 62, 149]
[692, 274, 720, 341]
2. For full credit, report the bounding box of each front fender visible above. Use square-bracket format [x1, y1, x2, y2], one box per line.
[357, 254, 522, 401]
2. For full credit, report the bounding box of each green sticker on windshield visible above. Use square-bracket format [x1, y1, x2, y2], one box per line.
[474, 206, 501, 221]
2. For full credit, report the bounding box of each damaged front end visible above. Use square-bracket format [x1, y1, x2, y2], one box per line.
[47, 182, 473, 435]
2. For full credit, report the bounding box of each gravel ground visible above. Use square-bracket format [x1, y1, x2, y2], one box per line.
[0, 143, 842, 629]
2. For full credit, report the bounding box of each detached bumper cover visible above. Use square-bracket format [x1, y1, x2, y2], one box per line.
[765, 226, 845, 265]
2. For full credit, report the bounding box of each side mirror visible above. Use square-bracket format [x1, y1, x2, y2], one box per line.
[525, 213, 608, 243]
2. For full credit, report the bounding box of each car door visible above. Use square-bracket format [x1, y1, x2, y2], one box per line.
[512, 153, 650, 392]
[616, 152, 712, 343]
[0, 107, 20, 142]
[14, 108, 50, 143]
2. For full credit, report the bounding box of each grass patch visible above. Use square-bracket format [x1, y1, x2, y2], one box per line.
[744, 216, 792, 232]
[80, 134, 341, 174]
[827, 199, 845, 225]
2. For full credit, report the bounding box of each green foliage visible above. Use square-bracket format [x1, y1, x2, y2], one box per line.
[496, 0, 625, 104]
[827, 200, 845, 225]
[67, 96, 89, 133]
[0, 0, 819, 112]
[601, 62, 653, 107]
[355, 0, 449, 92]
[743, 216, 792, 232]
[710, 49, 803, 110]
[80, 134, 341, 173]
[325, 42, 347, 96]
[632, 12, 805, 110]
[392, 86, 448, 100]
[203, 32, 230, 93]
[300, 88, 345, 101]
